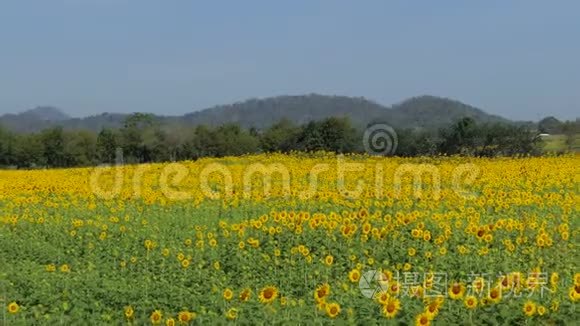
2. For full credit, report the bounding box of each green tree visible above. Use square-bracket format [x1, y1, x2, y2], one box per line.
[96, 128, 119, 163]
[64, 130, 97, 166]
[260, 119, 300, 152]
[40, 127, 66, 167]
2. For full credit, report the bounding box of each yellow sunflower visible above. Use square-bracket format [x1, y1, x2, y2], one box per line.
[537, 305, 546, 316]
[381, 296, 401, 318]
[424, 300, 440, 319]
[569, 285, 580, 302]
[523, 300, 536, 317]
[124, 305, 134, 319]
[487, 286, 502, 303]
[225, 308, 238, 320]
[239, 288, 252, 302]
[178, 311, 195, 323]
[448, 282, 465, 300]
[223, 288, 234, 301]
[348, 269, 361, 283]
[464, 295, 478, 309]
[150, 310, 163, 324]
[376, 291, 389, 305]
[325, 302, 340, 318]
[314, 283, 330, 303]
[324, 255, 334, 266]
[415, 312, 431, 326]
[259, 285, 279, 304]
[7, 302, 20, 314]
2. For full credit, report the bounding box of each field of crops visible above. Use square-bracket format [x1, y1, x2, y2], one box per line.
[1, 153, 578, 325]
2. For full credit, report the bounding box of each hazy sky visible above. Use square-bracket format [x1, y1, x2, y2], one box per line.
[1, 0, 578, 121]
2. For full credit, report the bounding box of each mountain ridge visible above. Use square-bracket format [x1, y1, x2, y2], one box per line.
[0, 94, 519, 133]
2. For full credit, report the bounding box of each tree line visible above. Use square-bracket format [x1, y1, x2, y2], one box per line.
[0, 113, 549, 168]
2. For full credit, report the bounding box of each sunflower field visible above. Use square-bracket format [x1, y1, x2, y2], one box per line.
[0, 153, 578, 325]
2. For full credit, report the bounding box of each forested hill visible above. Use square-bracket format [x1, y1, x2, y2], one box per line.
[1, 94, 511, 132]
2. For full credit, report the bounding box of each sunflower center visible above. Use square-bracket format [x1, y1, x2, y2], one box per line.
[452, 285, 460, 294]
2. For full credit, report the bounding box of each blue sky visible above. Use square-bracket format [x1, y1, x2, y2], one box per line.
[1, 0, 578, 120]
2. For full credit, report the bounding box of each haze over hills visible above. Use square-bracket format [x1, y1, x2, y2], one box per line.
[0, 94, 520, 133]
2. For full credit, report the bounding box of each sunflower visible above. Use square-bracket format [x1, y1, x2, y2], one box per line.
[60, 264, 70, 273]
[325, 302, 340, 318]
[415, 312, 431, 326]
[316, 300, 327, 311]
[381, 270, 393, 282]
[499, 275, 511, 290]
[225, 308, 238, 320]
[523, 300, 536, 317]
[208, 238, 217, 247]
[381, 296, 401, 319]
[549, 272, 559, 289]
[550, 300, 560, 312]
[259, 286, 279, 304]
[166, 318, 176, 326]
[124, 305, 134, 319]
[411, 228, 422, 238]
[472, 277, 485, 294]
[464, 295, 478, 309]
[7, 302, 19, 314]
[510, 272, 523, 288]
[178, 311, 195, 323]
[448, 282, 465, 300]
[388, 281, 401, 296]
[537, 305, 546, 316]
[487, 286, 502, 303]
[483, 233, 493, 243]
[324, 255, 334, 266]
[239, 288, 252, 302]
[314, 283, 330, 303]
[348, 269, 361, 283]
[424, 300, 440, 319]
[362, 222, 371, 234]
[376, 291, 389, 305]
[150, 310, 163, 324]
[144, 239, 154, 250]
[223, 288, 234, 301]
[181, 259, 190, 269]
[569, 285, 580, 302]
